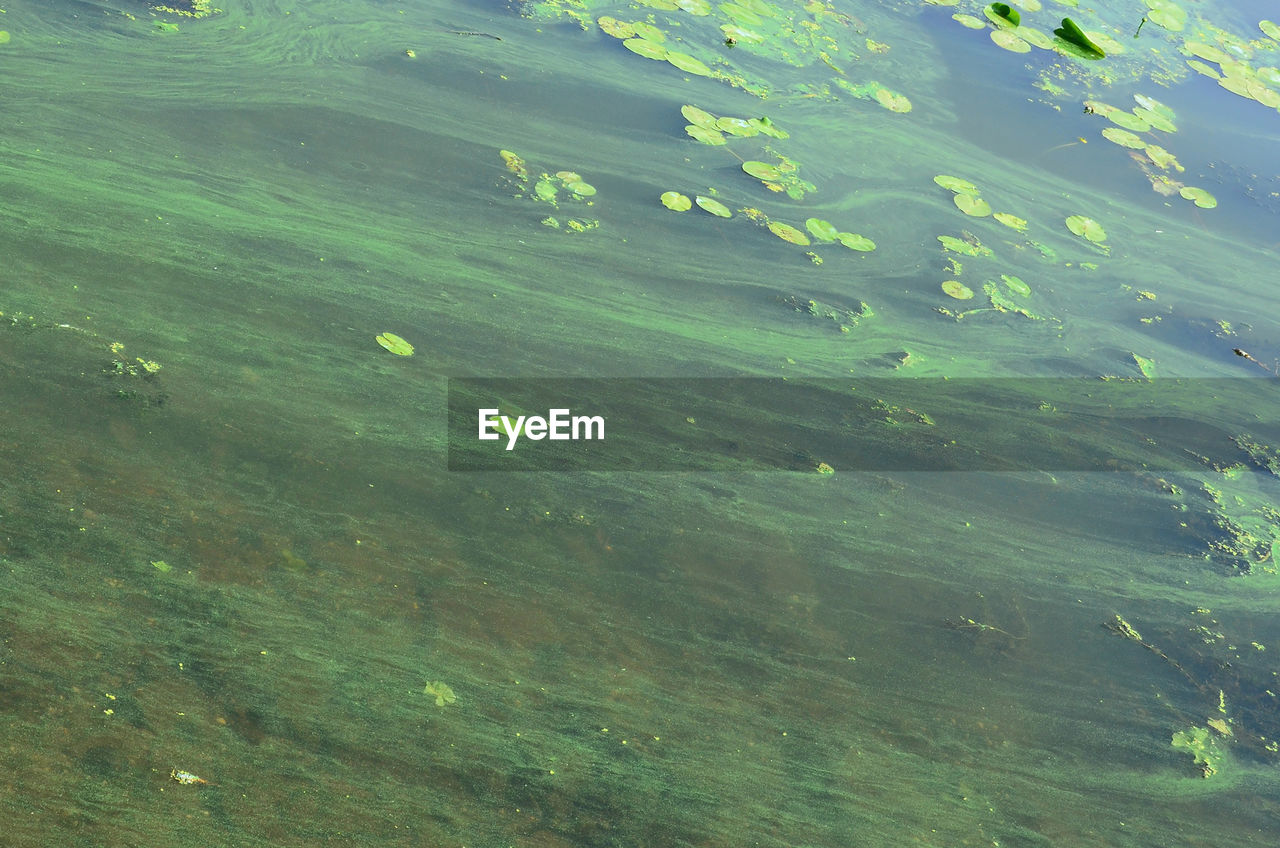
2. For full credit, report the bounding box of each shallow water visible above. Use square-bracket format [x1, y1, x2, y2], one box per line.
[3, 0, 1280, 845]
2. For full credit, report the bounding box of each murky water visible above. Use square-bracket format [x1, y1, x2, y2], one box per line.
[3, 0, 1280, 845]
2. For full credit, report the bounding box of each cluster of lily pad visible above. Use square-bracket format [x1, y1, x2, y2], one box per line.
[681, 104, 788, 146]
[934, 174, 1027, 231]
[831, 79, 913, 114]
[658, 192, 875, 255]
[1085, 96, 1217, 208]
[598, 14, 715, 77]
[740, 153, 814, 200]
[944, 2, 1110, 59]
[499, 150, 600, 232]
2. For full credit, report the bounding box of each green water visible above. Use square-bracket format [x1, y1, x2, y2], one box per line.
[3, 0, 1280, 845]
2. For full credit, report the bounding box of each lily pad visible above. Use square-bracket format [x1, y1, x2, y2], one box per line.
[1179, 186, 1217, 208]
[534, 179, 559, 203]
[597, 16, 636, 39]
[768, 221, 810, 245]
[935, 174, 980, 195]
[1065, 214, 1106, 243]
[376, 332, 415, 356]
[953, 13, 986, 28]
[1001, 274, 1031, 296]
[681, 104, 719, 129]
[954, 194, 992, 217]
[667, 51, 713, 76]
[661, 191, 692, 211]
[1107, 110, 1152, 132]
[743, 161, 782, 180]
[1144, 144, 1182, 171]
[623, 38, 668, 60]
[685, 125, 727, 145]
[985, 3, 1020, 27]
[1132, 106, 1176, 133]
[993, 212, 1028, 231]
[716, 117, 760, 137]
[805, 218, 840, 241]
[695, 196, 732, 217]
[630, 21, 665, 42]
[1146, 0, 1186, 31]
[748, 116, 789, 139]
[991, 29, 1031, 53]
[1054, 17, 1105, 59]
[837, 232, 876, 251]
[1261, 20, 1280, 41]
[566, 180, 597, 197]
[1102, 127, 1146, 148]
[942, 280, 974, 300]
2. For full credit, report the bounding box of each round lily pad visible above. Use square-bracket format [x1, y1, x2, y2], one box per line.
[954, 194, 992, 217]
[623, 38, 668, 59]
[1187, 59, 1221, 79]
[534, 179, 558, 202]
[695, 196, 732, 217]
[953, 13, 986, 28]
[667, 51, 712, 76]
[630, 21, 665, 42]
[681, 104, 719, 129]
[837, 232, 876, 251]
[597, 17, 636, 39]
[934, 174, 980, 195]
[1001, 274, 1031, 296]
[1106, 110, 1151, 132]
[566, 181, 597, 197]
[716, 117, 759, 137]
[1101, 127, 1146, 149]
[1016, 27, 1055, 49]
[748, 117, 789, 139]
[376, 332, 415, 356]
[993, 212, 1028, 231]
[1179, 186, 1217, 208]
[990, 29, 1031, 53]
[1262, 20, 1280, 40]
[685, 125, 727, 145]
[805, 218, 840, 241]
[676, 0, 712, 14]
[743, 161, 782, 180]
[942, 281, 974, 300]
[1146, 2, 1186, 31]
[1132, 106, 1176, 133]
[1184, 41, 1230, 64]
[1065, 214, 1106, 243]
[768, 221, 810, 245]
[661, 191, 692, 211]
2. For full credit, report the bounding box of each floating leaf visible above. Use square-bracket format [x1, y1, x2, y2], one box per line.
[1145, 1, 1186, 32]
[935, 175, 980, 195]
[667, 51, 713, 76]
[1001, 274, 1031, 296]
[631, 21, 666, 42]
[716, 116, 759, 137]
[1016, 27, 1055, 49]
[942, 280, 974, 299]
[768, 221, 811, 245]
[937, 234, 990, 256]
[1262, 20, 1280, 41]
[1101, 127, 1147, 149]
[1054, 17, 1105, 59]
[1179, 186, 1217, 208]
[1144, 144, 1182, 172]
[566, 181, 597, 197]
[837, 232, 876, 251]
[1184, 41, 1229, 64]
[1107, 110, 1151, 132]
[743, 161, 782, 180]
[991, 29, 1031, 53]
[953, 13, 986, 28]
[675, 0, 712, 14]
[805, 218, 840, 241]
[660, 191, 692, 211]
[985, 3, 1020, 27]
[376, 332, 415, 356]
[1187, 59, 1221, 79]
[1132, 104, 1176, 132]
[500, 149, 528, 179]
[874, 88, 913, 113]
[1133, 353, 1157, 379]
[695, 196, 732, 217]
[423, 680, 457, 707]
[623, 38, 668, 59]
[993, 212, 1028, 231]
[1065, 214, 1106, 243]
[681, 104, 719, 129]
[685, 124, 727, 145]
[954, 194, 992, 217]
[597, 16, 636, 39]
[534, 179, 559, 203]
[748, 116, 789, 139]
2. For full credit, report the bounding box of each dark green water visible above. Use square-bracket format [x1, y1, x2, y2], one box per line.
[3, 0, 1280, 845]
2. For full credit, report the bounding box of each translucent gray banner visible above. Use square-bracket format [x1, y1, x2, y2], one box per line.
[446, 378, 1280, 472]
